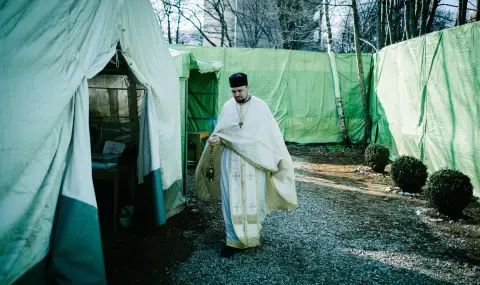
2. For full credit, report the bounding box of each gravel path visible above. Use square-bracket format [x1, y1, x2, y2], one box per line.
[169, 166, 480, 285]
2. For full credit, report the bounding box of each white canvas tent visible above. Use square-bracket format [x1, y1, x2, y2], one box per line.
[0, 0, 182, 284]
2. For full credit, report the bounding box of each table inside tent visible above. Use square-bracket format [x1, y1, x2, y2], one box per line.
[88, 74, 142, 235]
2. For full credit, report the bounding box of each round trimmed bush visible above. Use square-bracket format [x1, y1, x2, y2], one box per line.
[390, 155, 428, 193]
[424, 169, 473, 218]
[364, 144, 390, 173]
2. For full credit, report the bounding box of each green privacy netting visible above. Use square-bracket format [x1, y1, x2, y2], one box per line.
[170, 45, 373, 144]
[371, 22, 480, 197]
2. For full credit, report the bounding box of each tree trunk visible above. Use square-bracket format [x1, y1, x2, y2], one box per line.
[325, 1, 350, 145]
[409, 0, 416, 37]
[377, 0, 382, 48]
[404, 0, 411, 39]
[426, 0, 439, 33]
[457, 0, 468, 25]
[377, 0, 387, 48]
[477, 0, 480, 21]
[381, 0, 387, 47]
[386, 0, 395, 44]
[352, 0, 372, 144]
[220, 22, 225, 47]
[413, 0, 422, 36]
[462, 0, 468, 25]
[394, 0, 402, 42]
[318, 4, 324, 46]
[419, 0, 431, 35]
[167, 13, 172, 44]
[175, 0, 182, 44]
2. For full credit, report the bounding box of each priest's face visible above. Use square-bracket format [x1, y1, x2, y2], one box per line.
[231, 86, 249, 103]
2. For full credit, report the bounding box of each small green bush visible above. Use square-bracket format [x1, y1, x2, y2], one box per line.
[424, 169, 473, 218]
[364, 144, 390, 173]
[390, 156, 428, 193]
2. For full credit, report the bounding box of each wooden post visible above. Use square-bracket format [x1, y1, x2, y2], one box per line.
[108, 89, 119, 124]
[127, 75, 140, 148]
[184, 79, 189, 196]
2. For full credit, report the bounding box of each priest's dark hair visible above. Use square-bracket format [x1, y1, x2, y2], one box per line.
[229, 72, 248, 88]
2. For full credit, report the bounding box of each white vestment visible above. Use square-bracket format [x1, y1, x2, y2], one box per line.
[195, 96, 297, 249]
[221, 148, 266, 247]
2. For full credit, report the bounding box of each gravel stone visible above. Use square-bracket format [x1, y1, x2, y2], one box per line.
[168, 165, 480, 285]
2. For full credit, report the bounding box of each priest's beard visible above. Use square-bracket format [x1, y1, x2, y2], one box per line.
[235, 94, 250, 104]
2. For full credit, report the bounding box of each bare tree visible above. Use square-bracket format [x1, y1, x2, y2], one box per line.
[377, 0, 386, 48]
[153, 0, 228, 47]
[477, 0, 480, 21]
[426, 0, 440, 32]
[202, 0, 235, 47]
[336, 0, 456, 52]
[352, 0, 372, 143]
[228, 0, 281, 48]
[152, 0, 187, 44]
[323, 0, 351, 145]
[457, 0, 469, 25]
[275, 0, 319, 50]
[404, 0, 412, 39]
[179, 29, 203, 45]
[419, 0, 431, 35]
[175, 0, 183, 43]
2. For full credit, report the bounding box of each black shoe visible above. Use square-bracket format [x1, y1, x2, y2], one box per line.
[220, 246, 237, 258]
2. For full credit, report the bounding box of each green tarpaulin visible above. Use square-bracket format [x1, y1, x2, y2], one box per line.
[371, 22, 480, 197]
[170, 45, 373, 144]
[187, 70, 219, 134]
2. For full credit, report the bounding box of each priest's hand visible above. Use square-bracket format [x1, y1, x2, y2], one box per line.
[208, 135, 220, 145]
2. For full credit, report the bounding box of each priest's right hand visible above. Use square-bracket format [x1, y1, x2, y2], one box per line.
[208, 135, 220, 145]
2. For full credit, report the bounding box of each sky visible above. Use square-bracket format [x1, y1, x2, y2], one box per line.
[151, 0, 477, 44]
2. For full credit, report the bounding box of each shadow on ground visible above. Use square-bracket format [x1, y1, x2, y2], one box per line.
[101, 145, 480, 285]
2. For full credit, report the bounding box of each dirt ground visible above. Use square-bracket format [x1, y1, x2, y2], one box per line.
[102, 144, 480, 284]
[288, 144, 480, 264]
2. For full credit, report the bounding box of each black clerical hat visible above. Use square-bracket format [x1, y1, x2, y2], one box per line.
[229, 73, 248, 88]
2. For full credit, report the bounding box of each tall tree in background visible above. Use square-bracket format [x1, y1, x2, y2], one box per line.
[324, 0, 350, 145]
[175, 0, 183, 43]
[275, 0, 319, 50]
[152, 0, 176, 43]
[456, 0, 468, 25]
[352, 0, 372, 143]
[203, 0, 234, 47]
[477, 0, 480, 21]
[335, 0, 453, 53]
[152, 0, 206, 45]
[152, 0, 459, 52]
[228, 0, 281, 48]
[377, 0, 386, 48]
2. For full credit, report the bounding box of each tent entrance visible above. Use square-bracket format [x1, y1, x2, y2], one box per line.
[88, 47, 144, 236]
[186, 70, 219, 167]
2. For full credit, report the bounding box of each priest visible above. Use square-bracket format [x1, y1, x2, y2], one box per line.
[195, 72, 298, 257]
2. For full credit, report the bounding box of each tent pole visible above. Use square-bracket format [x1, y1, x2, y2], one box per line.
[127, 75, 140, 149]
[183, 79, 189, 197]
